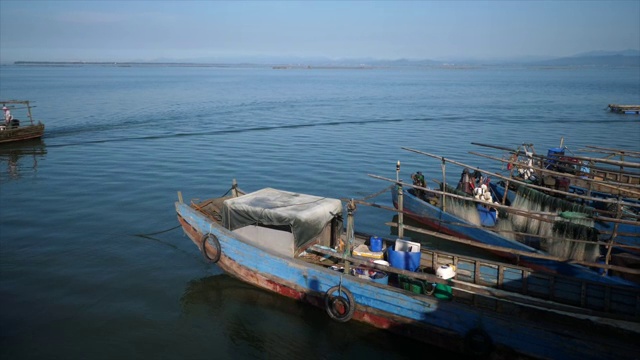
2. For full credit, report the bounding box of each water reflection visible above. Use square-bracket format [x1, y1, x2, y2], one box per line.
[180, 274, 440, 360]
[0, 139, 47, 180]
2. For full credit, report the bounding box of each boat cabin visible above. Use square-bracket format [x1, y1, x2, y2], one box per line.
[222, 188, 343, 257]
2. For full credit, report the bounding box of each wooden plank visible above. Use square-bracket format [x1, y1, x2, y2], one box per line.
[398, 147, 640, 218]
[469, 150, 640, 194]
[583, 145, 640, 158]
[471, 141, 640, 170]
[309, 242, 640, 320]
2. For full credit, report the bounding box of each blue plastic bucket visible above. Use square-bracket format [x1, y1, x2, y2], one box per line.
[546, 147, 565, 166]
[369, 236, 383, 252]
[387, 248, 421, 272]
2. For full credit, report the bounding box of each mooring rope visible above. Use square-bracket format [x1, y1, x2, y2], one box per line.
[134, 224, 181, 237]
[221, 186, 234, 197]
[361, 184, 394, 200]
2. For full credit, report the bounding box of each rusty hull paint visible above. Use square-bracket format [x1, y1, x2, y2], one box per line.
[177, 210, 545, 360]
[177, 213, 401, 328]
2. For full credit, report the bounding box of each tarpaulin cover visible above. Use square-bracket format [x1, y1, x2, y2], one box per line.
[222, 188, 343, 249]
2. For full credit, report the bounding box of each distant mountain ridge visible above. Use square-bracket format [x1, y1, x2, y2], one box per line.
[527, 49, 640, 67]
[10, 49, 640, 67]
[571, 49, 639, 57]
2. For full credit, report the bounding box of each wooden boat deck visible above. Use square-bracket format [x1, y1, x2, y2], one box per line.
[311, 236, 640, 323]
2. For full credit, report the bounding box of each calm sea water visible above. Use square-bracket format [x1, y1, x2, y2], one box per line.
[1, 64, 639, 360]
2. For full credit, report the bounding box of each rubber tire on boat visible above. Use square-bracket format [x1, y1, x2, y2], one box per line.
[464, 328, 493, 358]
[201, 233, 221, 263]
[325, 285, 356, 322]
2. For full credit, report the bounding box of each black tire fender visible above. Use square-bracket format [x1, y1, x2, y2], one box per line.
[201, 233, 221, 263]
[325, 285, 356, 322]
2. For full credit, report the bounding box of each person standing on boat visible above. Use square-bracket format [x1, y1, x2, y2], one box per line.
[457, 168, 473, 195]
[411, 171, 427, 199]
[2, 106, 12, 126]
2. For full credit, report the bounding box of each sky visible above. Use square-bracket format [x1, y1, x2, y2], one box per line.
[0, 0, 639, 64]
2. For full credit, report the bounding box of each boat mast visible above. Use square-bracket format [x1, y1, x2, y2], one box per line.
[396, 160, 404, 239]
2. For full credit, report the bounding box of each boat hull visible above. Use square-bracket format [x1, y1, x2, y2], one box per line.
[176, 205, 467, 352]
[391, 186, 638, 286]
[176, 197, 640, 360]
[490, 182, 640, 255]
[0, 123, 45, 144]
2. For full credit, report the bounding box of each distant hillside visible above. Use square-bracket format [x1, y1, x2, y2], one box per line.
[530, 54, 640, 67]
[572, 49, 639, 57]
[530, 49, 640, 66]
[10, 49, 640, 68]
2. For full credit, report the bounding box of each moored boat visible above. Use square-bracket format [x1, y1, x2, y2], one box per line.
[386, 147, 640, 285]
[175, 179, 640, 360]
[0, 100, 45, 144]
[471, 141, 640, 201]
[469, 141, 640, 257]
[608, 104, 640, 114]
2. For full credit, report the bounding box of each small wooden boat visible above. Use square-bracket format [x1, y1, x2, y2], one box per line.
[0, 100, 45, 144]
[175, 179, 640, 360]
[608, 104, 640, 114]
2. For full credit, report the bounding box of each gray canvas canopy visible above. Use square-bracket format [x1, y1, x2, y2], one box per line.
[222, 188, 343, 249]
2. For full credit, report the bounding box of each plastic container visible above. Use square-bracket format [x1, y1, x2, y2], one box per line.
[398, 275, 426, 294]
[394, 239, 421, 252]
[373, 260, 390, 267]
[387, 247, 421, 272]
[433, 283, 453, 300]
[351, 267, 389, 285]
[369, 236, 383, 252]
[436, 264, 456, 280]
[546, 147, 565, 166]
[352, 244, 385, 259]
[387, 239, 421, 272]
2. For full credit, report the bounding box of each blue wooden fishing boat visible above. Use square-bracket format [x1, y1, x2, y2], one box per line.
[390, 180, 638, 286]
[468, 142, 640, 282]
[388, 147, 640, 286]
[488, 180, 640, 282]
[489, 181, 639, 245]
[175, 179, 640, 360]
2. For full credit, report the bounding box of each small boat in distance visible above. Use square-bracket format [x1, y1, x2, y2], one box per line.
[608, 104, 640, 114]
[0, 100, 45, 144]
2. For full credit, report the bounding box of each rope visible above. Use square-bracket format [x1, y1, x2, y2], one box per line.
[361, 184, 394, 200]
[134, 224, 181, 237]
[221, 186, 234, 197]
